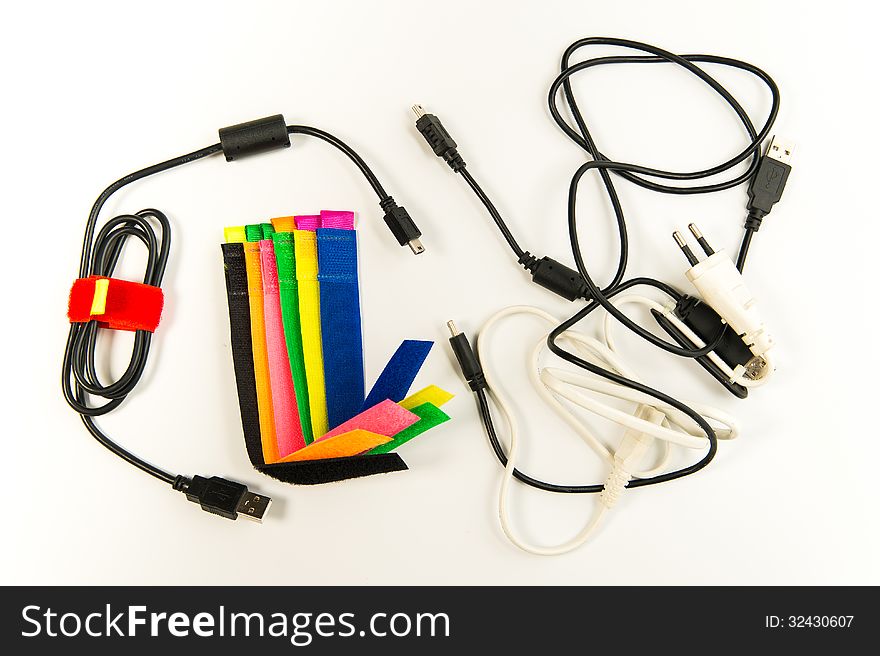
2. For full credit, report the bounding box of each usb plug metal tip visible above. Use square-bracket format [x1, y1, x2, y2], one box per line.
[766, 136, 795, 166]
[235, 491, 272, 523]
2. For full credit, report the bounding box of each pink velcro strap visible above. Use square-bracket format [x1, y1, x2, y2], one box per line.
[318, 399, 419, 441]
[260, 239, 306, 456]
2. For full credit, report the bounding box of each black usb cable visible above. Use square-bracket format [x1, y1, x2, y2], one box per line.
[62, 115, 425, 521]
[416, 37, 793, 494]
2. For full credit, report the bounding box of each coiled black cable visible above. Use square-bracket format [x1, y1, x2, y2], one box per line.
[63, 141, 220, 485]
[427, 37, 780, 493]
[552, 38, 777, 353]
[63, 125, 409, 486]
[547, 39, 777, 489]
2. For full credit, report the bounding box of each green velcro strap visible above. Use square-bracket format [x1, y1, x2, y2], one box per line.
[245, 224, 262, 242]
[245, 223, 275, 242]
[272, 232, 314, 444]
[367, 402, 450, 454]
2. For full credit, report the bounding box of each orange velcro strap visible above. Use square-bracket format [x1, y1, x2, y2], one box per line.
[67, 276, 164, 332]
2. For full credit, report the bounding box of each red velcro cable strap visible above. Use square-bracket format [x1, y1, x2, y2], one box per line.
[67, 276, 164, 332]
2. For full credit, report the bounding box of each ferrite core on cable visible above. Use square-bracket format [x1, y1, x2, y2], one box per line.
[219, 114, 290, 161]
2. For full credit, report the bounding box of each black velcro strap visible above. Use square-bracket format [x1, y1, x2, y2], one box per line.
[222, 243, 265, 467]
[258, 454, 408, 485]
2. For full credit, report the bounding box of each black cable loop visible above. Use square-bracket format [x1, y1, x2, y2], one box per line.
[546, 37, 777, 357]
[64, 124, 399, 485]
[457, 37, 779, 493]
[64, 209, 170, 416]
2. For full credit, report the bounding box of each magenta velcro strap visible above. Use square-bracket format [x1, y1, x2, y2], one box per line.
[294, 214, 321, 231]
[320, 210, 355, 230]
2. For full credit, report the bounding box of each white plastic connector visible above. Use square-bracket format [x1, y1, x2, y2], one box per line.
[685, 249, 773, 358]
[599, 405, 663, 510]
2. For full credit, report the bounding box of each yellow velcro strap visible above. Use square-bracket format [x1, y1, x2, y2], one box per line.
[224, 226, 247, 243]
[89, 278, 110, 316]
[293, 230, 329, 438]
[400, 385, 454, 410]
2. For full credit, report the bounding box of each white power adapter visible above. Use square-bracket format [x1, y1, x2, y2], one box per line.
[675, 224, 774, 383]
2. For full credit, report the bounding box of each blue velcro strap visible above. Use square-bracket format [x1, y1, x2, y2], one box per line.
[362, 340, 433, 411]
[317, 228, 365, 429]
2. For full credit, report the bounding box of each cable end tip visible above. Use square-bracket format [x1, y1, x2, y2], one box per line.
[766, 136, 795, 166]
[381, 201, 424, 253]
[180, 475, 272, 522]
[235, 490, 272, 523]
[411, 104, 426, 119]
[447, 320, 460, 337]
[688, 223, 715, 256]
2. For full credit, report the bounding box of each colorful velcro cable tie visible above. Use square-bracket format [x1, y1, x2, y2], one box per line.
[271, 231, 313, 444]
[294, 229, 330, 438]
[68, 276, 164, 332]
[362, 340, 433, 410]
[368, 402, 451, 454]
[294, 214, 321, 231]
[221, 243, 265, 467]
[278, 430, 392, 463]
[320, 209, 356, 230]
[221, 210, 452, 485]
[271, 216, 297, 233]
[260, 239, 306, 456]
[317, 227, 365, 428]
[243, 240, 279, 463]
[400, 385, 455, 411]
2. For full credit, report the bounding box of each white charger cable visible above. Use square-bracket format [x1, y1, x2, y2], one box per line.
[461, 303, 739, 556]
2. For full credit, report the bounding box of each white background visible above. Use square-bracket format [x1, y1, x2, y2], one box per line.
[3, 0, 878, 585]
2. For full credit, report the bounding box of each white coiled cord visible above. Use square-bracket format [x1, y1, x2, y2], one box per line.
[476, 300, 740, 555]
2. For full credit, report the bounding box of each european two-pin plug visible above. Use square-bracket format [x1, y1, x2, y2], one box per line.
[673, 224, 774, 382]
